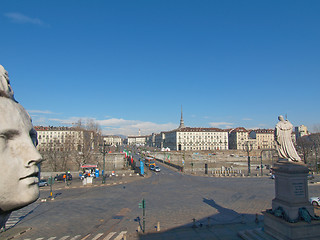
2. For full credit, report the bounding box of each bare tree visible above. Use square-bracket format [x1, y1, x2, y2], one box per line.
[296, 133, 320, 171]
[40, 136, 73, 172]
[296, 136, 313, 165]
[73, 118, 103, 166]
[42, 150, 59, 172]
[309, 133, 320, 173]
[312, 124, 320, 133]
[38, 119, 103, 172]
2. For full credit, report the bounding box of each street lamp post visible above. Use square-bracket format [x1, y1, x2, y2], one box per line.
[245, 141, 253, 176]
[100, 142, 107, 184]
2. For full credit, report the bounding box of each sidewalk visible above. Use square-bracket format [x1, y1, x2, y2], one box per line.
[138, 221, 265, 240]
[39, 172, 147, 192]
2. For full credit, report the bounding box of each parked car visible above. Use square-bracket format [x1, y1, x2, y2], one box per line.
[39, 179, 48, 187]
[149, 165, 155, 171]
[54, 173, 72, 181]
[154, 166, 161, 172]
[310, 197, 320, 206]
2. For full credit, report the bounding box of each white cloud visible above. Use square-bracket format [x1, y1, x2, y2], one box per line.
[209, 122, 233, 128]
[28, 110, 55, 114]
[49, 117, 83, 125]
[45, 116, 177, 136]
[242, 118, 253, 121]
[97, 118, 137, 126]
[4, 12, 45, 26]
[98, 118, 177, 136]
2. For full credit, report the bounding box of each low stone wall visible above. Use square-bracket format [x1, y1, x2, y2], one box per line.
[150, 149, 276, 176]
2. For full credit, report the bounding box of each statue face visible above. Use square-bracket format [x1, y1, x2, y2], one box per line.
[0, 66, 14, 99]
[0, 98, 42, 212]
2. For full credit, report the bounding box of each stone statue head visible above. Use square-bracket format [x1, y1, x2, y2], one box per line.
[278, 115, 285, 121]
[0, 65, 15, 100]
[0, 65, 42, 213]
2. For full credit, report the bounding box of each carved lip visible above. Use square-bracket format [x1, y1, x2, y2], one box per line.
[20, 172, 39, 181]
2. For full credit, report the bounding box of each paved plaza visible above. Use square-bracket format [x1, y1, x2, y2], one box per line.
[1, 163, 320, 240]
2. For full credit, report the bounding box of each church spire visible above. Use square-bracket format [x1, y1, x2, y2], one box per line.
[179, 105, 185, 129]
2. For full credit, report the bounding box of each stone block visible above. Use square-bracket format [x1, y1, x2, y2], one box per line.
[272, 162, 314, 220]
[264, 211, 320, 240]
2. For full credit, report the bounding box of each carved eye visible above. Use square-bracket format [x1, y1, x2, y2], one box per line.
[0, 130, 19, 140]
[29, 129, 38, 147]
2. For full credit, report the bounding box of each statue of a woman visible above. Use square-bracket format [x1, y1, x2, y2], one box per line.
[274, 115, 301, 162]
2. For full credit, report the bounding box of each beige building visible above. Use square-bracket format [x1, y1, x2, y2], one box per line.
[249, 129, 275, 149]
[163, 127, 229, 151]
[295, 125, 309, 141]
[154, 108, 230, 151]
[35, 126, 94, 152]
[228, 127, 249, 150]
[103, 135, 122, 146]
[127, 135, 149, 146]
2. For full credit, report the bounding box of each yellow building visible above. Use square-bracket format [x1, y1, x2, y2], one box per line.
[249, 129, 275, 149]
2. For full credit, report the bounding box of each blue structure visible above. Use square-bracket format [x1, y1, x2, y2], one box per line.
[95, 168, 99, 178]
[140, 160, 144, 175]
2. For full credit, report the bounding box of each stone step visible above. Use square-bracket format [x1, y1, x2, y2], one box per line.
[238, 228, 277, 240]
[238, 230, 255, 240]
[253, 228, 277, 240]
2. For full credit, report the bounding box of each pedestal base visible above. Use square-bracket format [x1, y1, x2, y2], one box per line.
[272, 162, 313, 221]
[272, 198, 315, 222]
[263, 161, 320, 240]
[264, 211, 320, 240]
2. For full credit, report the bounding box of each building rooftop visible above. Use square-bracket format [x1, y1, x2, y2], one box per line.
[163, 127, 228, 133]
[230, 127, 248, 133]
[251, 129, 274, 134]
[34, 126, 77, 131]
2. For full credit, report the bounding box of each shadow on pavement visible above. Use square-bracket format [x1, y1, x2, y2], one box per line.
[138, 198, 263, 240]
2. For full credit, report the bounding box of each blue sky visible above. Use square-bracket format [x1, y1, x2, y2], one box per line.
[1, 0, 319, 136]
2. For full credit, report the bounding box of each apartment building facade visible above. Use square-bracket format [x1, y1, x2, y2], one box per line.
[35, 126, 95, 152]
[228, 127, 249, 150]
[249, 129, 275, 149]
[163, 127, 229, 151]
[103, 135, 122, 146]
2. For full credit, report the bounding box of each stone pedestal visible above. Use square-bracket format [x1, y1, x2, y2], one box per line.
[264, 211, 320, 240]
[272, 162, 314, 220]
[263, 161, 320, 240]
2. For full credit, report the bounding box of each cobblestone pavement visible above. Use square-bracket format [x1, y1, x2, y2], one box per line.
[1, 164, 320, 240]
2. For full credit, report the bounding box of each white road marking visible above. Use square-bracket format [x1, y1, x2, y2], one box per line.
[103, 232, 116, 240]
[91, 233, 104, 240]
[70, 235, 81, 240]
[60, 236, 70, 240]
[114, 231, 127, 240]
[81, 234, 91, 240]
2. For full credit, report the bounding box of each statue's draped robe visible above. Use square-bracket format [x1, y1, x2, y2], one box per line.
[275, 120, 301, 161]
